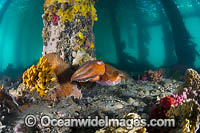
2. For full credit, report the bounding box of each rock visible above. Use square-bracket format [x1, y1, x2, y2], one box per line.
[127, 98, 135, 104]
[72, 51, 77, 57]
[138, 88, 144, 91]
[138, 90, 145, 96]
[140, 102, 147, 107]
[172, 80, 176, 83]
[9, 83, 25, 98]
[127, 98, 141, 106]
[160, 93, 167, 98]
[151, 89, 160, 96]
[137, 107, 144, 112]
[141, 113, 148, 119]
[133, 101, 140, 106]
[127, 84, 132, 89]
[144, 90, 150, 95]
[114, 103, 123, 109]
[163, 84, 168, 88]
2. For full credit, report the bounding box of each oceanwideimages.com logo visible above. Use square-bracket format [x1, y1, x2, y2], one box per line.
[24, 114, 175, 129]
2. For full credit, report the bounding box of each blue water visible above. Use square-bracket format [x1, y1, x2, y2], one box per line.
[0, 0, 43, 71]
[0, 0, 200, 73]
[94, 0, 200, 68]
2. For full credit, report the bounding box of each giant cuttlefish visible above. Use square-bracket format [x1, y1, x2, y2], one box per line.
[71, 60, 127, 86]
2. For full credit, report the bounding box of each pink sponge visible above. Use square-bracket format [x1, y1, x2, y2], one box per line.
[170, 94, 184, 106]
[52, 14, 60, 25]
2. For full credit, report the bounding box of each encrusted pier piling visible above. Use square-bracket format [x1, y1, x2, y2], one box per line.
[42, 0, 97, 66]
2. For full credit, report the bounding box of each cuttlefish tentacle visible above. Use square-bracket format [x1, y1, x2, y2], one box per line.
[71, 60, 105, 82]
[97, 64, 125, 86]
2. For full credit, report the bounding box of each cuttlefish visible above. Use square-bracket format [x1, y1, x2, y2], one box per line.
[36, 54, 126, 99]
[71, 60, 127, 86]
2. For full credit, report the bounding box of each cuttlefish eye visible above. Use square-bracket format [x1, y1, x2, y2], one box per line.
[96, 61, 103, 65]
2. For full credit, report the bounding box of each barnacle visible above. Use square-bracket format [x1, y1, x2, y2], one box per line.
[23, 56, 56, 96]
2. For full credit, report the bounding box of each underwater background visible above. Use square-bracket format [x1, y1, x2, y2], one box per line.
[0, 1, 200, 132]
[0, 0, 200, 77]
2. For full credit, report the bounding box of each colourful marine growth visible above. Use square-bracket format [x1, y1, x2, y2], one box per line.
[42, 0, 97, 64]
[149, 94, 184, 119]
[177, 68, 200, 104]
[167, 99, 200, 132]
[143, 69, 162, 82]
[76, 32, 86, 45]
[148, 94, 185, 132]
[170, 94, 184, 106]
[149, 96, 175, 119]
[160, 96, 175, 110]
[44, 0, 97, 24]
[23, 56, 56, 96]
[184, 68, 200, 89]
[52, 13, 60, 25]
